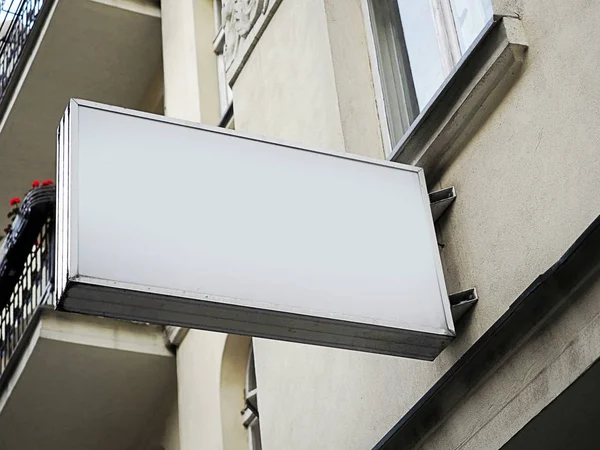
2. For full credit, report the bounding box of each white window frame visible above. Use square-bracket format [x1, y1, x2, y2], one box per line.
[361, 0, 487, 156]
[361, 0, 395, 155]
[430, 0, 463, 72]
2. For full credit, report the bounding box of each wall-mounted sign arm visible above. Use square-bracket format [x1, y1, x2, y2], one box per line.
[429, 186, 456, 222]
[449, 288, 478, 322]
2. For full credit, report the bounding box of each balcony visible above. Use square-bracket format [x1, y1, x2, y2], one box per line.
[0, 0, 162, 221]
[0, 183, 54, 378]
[0, 185, 176, 449]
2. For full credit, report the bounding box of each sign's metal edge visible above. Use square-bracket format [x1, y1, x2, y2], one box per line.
[68, 274, 455, 338]
[60, 279, 454, 360]
[55, 100, 456, 358]
[70, 98, 422, 174]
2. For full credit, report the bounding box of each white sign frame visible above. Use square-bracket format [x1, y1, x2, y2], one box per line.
[55, 99, 454, 360]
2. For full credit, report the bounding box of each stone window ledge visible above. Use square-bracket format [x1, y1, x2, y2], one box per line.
[388, 17, 528, 186]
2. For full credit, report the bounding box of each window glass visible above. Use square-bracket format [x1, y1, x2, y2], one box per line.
[368, 0, 419, 146]
[450, 0, 493, 52]
[367, 0, 491, 152]
[396, 0, 448, 109]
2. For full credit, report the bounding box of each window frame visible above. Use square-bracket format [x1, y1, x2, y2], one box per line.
[362, 0, 394, 155]
[361, 0, 490, 156]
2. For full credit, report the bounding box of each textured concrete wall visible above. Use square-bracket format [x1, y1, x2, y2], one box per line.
[231, 0, 600, 449]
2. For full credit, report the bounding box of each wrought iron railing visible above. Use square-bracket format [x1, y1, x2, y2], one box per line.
[0, 0, 46, 104]
[0, 185, 54, 379]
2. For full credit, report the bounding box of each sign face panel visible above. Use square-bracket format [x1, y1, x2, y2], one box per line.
[55, 99, 454, 359]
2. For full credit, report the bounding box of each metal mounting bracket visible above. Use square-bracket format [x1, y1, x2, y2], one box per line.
[428, 187, 472, 321]
[449, 288, 478, 322]
[430, 186, 456, 222]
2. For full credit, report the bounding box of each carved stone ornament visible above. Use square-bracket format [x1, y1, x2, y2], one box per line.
[223, 0, 270, 70]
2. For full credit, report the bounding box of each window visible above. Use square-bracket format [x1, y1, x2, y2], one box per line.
[366, 0, 492, 152]
[241, 345, 262, 450]
[213, 0, 234, 124]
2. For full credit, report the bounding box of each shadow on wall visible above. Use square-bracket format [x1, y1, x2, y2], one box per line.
[221, 334, 252, 449]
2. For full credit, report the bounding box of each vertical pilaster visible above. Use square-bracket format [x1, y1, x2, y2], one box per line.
[161, 0, 220, 124]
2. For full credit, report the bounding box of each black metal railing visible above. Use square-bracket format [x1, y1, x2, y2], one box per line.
[0, 0, 46, 104]
[0, 185, 54, 379]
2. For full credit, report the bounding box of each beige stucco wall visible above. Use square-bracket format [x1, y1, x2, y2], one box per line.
[322, 0, 384, 159]
[233, 0, 345, 151]
[161, 0, 201, 121]
[176, 330, 227, 450]
[419, 264, 600, 449]
[138, 64, 165, 115]
[161, 0, 220, 124]
[159, 389, 181, 450]
[233, 0, 383, 158]
[220, 335, 252, 450]
[136, 381, 180, 450]
[228, 0, 600, 449]
[174, 331, 251, 450]
[437, 0, 600, 328]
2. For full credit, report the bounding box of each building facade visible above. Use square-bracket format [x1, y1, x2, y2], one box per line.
[0, 0, 599, 449]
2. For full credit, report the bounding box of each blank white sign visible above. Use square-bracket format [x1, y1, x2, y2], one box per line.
[56, 99, 454, 359]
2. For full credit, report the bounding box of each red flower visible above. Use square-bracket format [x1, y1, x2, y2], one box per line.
[9, 197, 20, 206]
[31, 180, 40, 188]
[41, 180, 53, 186]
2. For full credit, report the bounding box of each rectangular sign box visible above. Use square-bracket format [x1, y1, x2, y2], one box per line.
[55, 99, 454, 360]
